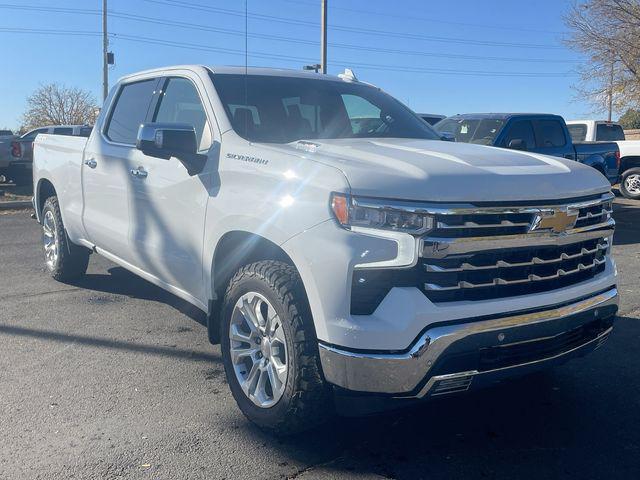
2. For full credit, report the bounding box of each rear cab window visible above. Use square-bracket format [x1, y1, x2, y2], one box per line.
[53, 127, 73, 136]
[567, 124, 587, 142]
[105, 79, 158, 144]
[596, 123, 625, 141]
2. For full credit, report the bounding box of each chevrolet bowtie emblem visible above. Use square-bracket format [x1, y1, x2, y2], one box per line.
[530, 209, 579, 234]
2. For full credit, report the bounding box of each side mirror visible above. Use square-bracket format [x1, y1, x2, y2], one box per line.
[136, 123, 207, 175]
[440, 132, 456, 142]
[507, 138, 527, 151]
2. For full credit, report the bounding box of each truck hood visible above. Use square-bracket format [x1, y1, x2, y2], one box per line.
[268, 138, 611, 203]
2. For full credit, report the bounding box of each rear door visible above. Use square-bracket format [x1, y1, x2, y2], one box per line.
[127, 74, 215, 304]
[82, 77, 160, 266]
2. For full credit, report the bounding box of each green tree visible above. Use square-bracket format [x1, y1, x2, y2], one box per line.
[619, 109, 640, 129]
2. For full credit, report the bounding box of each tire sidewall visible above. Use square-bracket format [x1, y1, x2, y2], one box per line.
[220, 275, 301, 427]
[621, 168, 640, 200]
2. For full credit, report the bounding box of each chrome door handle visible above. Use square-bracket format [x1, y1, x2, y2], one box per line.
[84, 158, 97, 168]
[130, 167, 148, 178]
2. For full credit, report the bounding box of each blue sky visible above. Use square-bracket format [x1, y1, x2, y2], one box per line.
[0, 0, 599, 130]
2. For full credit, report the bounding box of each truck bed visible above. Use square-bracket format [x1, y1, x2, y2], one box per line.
[573, 141, 620, 184]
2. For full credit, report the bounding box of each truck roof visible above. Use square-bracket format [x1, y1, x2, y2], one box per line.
[446, 113, 565, 120]
[118, 64, 359, 83]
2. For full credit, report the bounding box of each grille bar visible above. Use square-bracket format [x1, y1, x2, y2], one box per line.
[425, 257, 605, 291]
[425, 240, 609, 273]
[436, 219, 531, 230]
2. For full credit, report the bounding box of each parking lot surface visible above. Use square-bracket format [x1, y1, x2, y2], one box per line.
[1, 197, 639, 479]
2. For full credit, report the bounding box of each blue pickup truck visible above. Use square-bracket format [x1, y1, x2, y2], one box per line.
[434, 113, 620, 185]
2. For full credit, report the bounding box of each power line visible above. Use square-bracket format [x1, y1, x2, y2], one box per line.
[281, 0, 566, 35]
[0, 27, 576, 78]
[0, 3, 576, 64]
[138, 0, 565, 50]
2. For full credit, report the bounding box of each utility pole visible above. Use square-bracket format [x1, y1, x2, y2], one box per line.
[102, 0, 108, 101]
[607, 57, 614, 122]
[320, 0, 327, 74]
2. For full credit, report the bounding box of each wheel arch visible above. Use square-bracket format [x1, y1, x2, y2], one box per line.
[35, 177, 57, 222]
[620, 155, 640, 172]
[207, 230, 305, 344]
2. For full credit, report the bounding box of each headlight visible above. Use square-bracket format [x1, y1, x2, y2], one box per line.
[331, 193, 433, 234]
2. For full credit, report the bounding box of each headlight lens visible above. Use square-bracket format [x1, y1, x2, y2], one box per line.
[331, 193, 433, 234]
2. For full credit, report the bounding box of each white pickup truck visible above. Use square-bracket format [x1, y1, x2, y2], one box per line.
[567, 120, 640, 199]
[33, 65, 619, 433]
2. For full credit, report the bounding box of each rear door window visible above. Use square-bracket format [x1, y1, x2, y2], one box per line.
[502, 120, 536, 149]
[532, 119, 567, 148]
[596, 123, 625, 141]
[106, 79, 158, 144]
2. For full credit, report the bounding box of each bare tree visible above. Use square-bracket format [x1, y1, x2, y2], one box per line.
[565, 0, 640, 115]
[21, 83, 98, 131]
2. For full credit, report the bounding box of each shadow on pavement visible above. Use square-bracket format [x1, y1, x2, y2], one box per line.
[255, 314, 640, 479]
[68, 266, 208, 328]
[0, 323, 220, 363]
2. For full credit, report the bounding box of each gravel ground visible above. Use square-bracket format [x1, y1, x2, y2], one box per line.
[0, 196, 639, 479]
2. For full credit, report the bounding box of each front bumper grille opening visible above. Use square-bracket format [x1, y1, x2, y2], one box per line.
[433, 316, 614, 376]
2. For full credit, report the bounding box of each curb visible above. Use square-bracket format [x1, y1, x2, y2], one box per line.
[0, 200, 33, 210]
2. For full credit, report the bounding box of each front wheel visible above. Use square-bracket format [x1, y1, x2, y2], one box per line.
[620, 168, 640, 200]
[41, 195, 90, 281]
[220, 261, 331, 434]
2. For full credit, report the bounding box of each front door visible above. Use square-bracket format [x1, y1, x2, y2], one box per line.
[82, 78, 159, 266]
[127, 75, 215, 305]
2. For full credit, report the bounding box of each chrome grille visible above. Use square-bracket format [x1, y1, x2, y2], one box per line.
[420, 193, 614, 303]
[349, 193, 615, 314]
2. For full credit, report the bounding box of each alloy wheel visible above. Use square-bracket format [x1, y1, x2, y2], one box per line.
[229, 292, 288, 408]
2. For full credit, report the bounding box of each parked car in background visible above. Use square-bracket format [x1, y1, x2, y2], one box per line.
[32, 65, 618, 433]
[9, 125, 92, 184]
[0, 129, 18, 180]
[567, 120, 640, 199]
[434, 113, 620, 185]
[418, 113, 446, 125]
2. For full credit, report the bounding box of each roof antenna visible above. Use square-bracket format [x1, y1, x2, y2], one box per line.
[243, 0, 249, 138]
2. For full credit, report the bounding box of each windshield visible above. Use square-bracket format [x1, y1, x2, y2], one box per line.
[434, 117, 505, 145]
[210, 73, 440, 143]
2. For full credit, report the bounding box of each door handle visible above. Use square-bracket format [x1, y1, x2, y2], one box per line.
[84, 158, 97, 168]
[130, 167, 148, 178]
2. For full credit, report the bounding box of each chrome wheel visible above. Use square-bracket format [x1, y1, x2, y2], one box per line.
[229, 292, 288, 408]
[42, 210, 59, 269]
[625, 174, 640, 195]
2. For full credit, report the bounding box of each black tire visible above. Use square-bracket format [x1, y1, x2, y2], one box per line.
[620, 168, 640, 200]
[42, 195, 90, 281]
[220, 260, 332, 434]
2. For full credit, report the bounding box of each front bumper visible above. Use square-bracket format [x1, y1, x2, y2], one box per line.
[319, 287, 618, 397]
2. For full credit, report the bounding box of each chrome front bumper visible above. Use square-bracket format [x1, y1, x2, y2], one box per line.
[319, 287, 618, 398]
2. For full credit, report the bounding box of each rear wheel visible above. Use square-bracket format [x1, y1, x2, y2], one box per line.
[42, 196, 90, 281]
[220, 260, 331, 434]
[620, 168, 640, 200]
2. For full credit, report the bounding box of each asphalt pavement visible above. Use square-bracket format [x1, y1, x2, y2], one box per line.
[0, 197, 639, 479]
